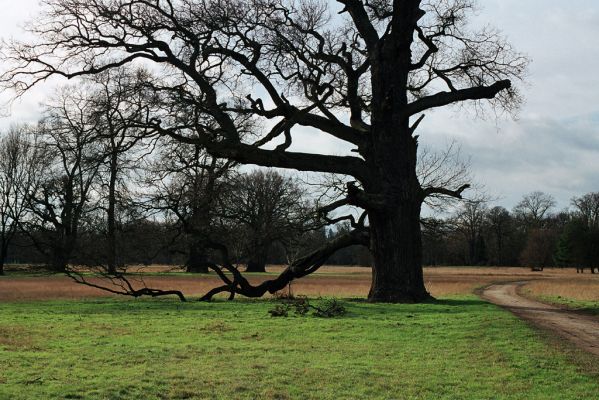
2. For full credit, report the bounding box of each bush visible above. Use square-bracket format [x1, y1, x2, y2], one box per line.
[267, 297, 346, 318]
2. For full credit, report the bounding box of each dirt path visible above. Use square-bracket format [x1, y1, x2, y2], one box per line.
[481, 281, 599, 357]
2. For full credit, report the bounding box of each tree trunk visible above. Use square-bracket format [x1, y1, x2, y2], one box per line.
[107, 150, 118, 275]
[368, 202, 431, 303]
[0, 239, 6, 275]
[51, 248, 68, 273]
[360, 7, 433, 303]
[364, 133, 430, 302]
[245, 244, 267, 273]
[185, 240, 212, 273]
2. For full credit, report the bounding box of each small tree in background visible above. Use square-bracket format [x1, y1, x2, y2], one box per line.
[520, 228, 558, 271]
[89, 68, 151, 274]
[146, 139, 235, 273]
[223, 170, 313, 273]
[24, 88, 102, 272]
[513, 191, 556, 230]
[0, 125, 41, 274]
[553, 232, 571, 268]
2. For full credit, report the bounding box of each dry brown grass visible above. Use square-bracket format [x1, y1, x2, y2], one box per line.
[0, 265, 597, 301]
[524, 275, 599, 302]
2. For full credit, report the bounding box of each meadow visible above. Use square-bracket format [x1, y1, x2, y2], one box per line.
[1, 266, 598, 400]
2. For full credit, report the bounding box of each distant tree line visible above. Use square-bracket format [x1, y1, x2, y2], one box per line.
[422, 191, 599, 272]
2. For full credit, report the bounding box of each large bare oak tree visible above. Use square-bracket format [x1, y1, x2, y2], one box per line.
[2, 0, 526, 302]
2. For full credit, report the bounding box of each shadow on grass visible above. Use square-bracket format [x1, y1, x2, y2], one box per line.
[343, 296, 493, 316]
[425, 298, 489, 307]
[4, 295, 497, 319]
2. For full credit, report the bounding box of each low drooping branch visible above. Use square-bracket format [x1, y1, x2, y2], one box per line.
[199, 228, 370, 301]
[65, 269, 187, 302]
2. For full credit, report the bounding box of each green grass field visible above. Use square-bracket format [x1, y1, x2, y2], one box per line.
[529, 295, 599, 316]
[1, 297, 598, 400]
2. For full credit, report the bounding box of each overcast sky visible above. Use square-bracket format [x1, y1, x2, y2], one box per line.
[0, 0, 598, 211]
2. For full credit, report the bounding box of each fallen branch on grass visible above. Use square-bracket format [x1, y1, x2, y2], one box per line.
[65, 269, 187, 302]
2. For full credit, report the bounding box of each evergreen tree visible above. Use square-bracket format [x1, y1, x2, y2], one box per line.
[553, 232, 571, 268]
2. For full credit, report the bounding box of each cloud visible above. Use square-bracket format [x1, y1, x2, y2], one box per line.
[419, 111, 599, 209]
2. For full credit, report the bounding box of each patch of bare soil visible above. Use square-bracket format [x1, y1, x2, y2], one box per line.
[481, 281, 599, 357]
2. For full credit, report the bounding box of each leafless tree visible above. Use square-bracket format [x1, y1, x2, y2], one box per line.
[520, 228, 558, 272]
[571, 192, 599, 229]
[223, 169, 314, 272]
[513, 191, 556, 229]
[484, 206, 512, 266]
[25, 88, 103, 272]
[417, 140, 472, 211]
[87, 68, 153, 274]
[1, 0, 527, 302]
[0, 125, 41, 274]
[452, 199, 488, 265]
[144, 137, 234, 273]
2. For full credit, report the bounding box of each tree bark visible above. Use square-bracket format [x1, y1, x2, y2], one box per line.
[368, 202, 431, 302]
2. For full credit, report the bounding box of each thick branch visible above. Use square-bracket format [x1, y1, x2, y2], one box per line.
[405, 80, 511, 117]
[155, 125, 369, 180]
[199, 228, 370, 301]
[337, 0, 379, 51]
[423, 184, 470, 200]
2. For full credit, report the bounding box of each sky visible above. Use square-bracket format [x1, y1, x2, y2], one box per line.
[0, 0, 598, 211]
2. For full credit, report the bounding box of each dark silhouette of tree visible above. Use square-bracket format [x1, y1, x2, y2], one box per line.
[484, 206, 515, 266]
[520, 228, 558, 271]
[557, 220, 599, 274]
[145, 137, 234, 273]
[2, 0, 527, 302]
[513, 191, 555, 229]
[584, 229, 599, 274]
[25, 88, 102, 271]
[421, 217, 451, 266]
[571, 192, 599, 229]
[452, 200, 488, 265]
[223, 170, 312, 273]
[553, 229, 572, 268]
[0, 125, 41, 274]
[87, 68, 151, 274]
